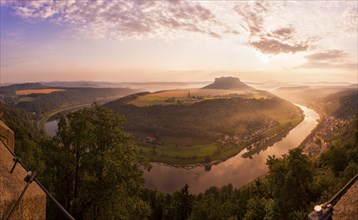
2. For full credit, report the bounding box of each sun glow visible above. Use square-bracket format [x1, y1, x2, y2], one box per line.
[256, 51, 271, 64]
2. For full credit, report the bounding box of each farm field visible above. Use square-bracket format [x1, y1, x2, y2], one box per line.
[129, 89, 271, 107]
[15, 89, 65, 95]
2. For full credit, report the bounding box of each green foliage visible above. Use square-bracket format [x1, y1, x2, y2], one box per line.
[319, 118, 358, 179]
[266, 149, 313, 219]
[172, 184, 194, 220]
[191, 193, 225, 220]
[243, 197, 266, 220]
[320, 146, 348, 176]
[2, 104, 45, 173]
[44, 104, 151, 219]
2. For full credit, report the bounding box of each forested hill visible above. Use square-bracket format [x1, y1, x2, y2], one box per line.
[16, 87, 136, 114]
[104, 90, 302, 142]
[322, 89, 357, 119]
[0, 83, 137, 116]
[274, 87, 357, 119]
[0, 83, 45, 93]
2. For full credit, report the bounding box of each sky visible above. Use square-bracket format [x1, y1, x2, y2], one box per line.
[0, 0, 357, 84]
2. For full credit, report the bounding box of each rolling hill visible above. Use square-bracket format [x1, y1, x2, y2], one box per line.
[273, 86, 357, 119]
[0, 83, 138, 117]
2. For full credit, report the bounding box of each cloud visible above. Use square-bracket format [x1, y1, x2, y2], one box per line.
[300, 50, 357, 70]
[269, 27, 294, 40]
[250, 38, 308, 55]
[342, 6, 358, 33]
[3, 0, 226, 39]
[234, 2, 313, 55]
[305, 50, 347, 61]
[234, 1, 268, 36]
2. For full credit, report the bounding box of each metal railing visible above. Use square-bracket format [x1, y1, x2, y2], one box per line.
[0, 137, 75, 220]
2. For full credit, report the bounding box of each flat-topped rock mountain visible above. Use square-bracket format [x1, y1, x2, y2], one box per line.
[202, 77, 253, 90]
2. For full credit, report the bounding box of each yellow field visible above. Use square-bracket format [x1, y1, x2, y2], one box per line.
[15, 89, 65, 95]
[129, 89, 270, 106]
[151, 89, 246, 97]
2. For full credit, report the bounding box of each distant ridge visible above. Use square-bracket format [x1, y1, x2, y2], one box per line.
[202, 77, 253, 90]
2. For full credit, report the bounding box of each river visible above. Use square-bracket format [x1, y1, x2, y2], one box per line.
[45, 104, 319, 194]
[45, 120, 58, 137]
[143, 104, 319, 193]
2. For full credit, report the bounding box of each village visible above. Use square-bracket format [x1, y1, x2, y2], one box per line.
[303, 116, 349, 157]
[216, 119, 281, 154]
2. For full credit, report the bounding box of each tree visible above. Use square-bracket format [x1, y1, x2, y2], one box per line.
[46, 104, 151, 219]
[191, 194, 224, 220]
[266, 148, 313, 219]
[172, 184, 194, 220]
[243, 197, 266, 220]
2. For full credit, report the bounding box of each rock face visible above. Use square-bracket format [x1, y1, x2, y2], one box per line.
[202, 77, 253, 90]
[0, 121, 14, 151]
[0, 120, 46, 219]
[333, 180, 358, 220]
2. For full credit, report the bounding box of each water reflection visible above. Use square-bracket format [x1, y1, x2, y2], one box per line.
[45, 120, 58, 137]
[143, 105, 319, 193]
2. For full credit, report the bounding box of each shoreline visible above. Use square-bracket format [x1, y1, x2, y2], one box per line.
[142, 106, 306, 168]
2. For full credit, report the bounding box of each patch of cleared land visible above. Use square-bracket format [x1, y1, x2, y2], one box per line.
[15, 89, 65, 95]
[17, 97, 35, 102]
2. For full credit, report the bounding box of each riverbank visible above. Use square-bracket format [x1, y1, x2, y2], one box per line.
[139, 113, 304, 167]
[38, 104, 90, 134]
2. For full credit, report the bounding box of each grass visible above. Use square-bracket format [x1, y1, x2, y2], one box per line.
[140, 144, 217, 158]
[17, 97, 34, 102]
[15, 89, 65, 95]
[139, 142, 248, 166]
[158, 136, 211, 147]
[139, 143, 219, 166]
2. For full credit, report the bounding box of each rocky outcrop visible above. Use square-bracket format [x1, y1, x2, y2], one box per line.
[333, 180, 358, 220]
[0, 120, 14, 152]
[202, 77, 253, 90]
[0, 120, 46, 219]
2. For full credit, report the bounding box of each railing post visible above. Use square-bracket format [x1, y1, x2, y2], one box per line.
[308, 204, 333, 220]
[5, 171, 36, 220]
[9, 157, 19, 174]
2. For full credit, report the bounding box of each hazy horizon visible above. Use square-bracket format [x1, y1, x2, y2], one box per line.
[1, 1, 357, 84]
